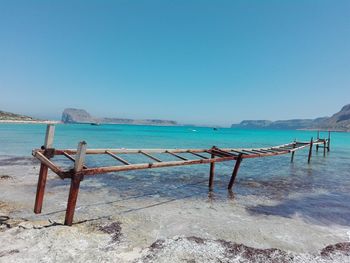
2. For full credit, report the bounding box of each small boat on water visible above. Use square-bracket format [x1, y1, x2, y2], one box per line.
[90, 122, 100, 126]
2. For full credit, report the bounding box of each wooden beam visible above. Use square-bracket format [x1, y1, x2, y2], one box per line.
[34, 163, 48, 214]
[54, 148, 211, 155]
[187, 151, 208, 159]
[259, 149, 279, 153]
[139, 151, 162, 162]
[228, 154, 243, 190]
[33, 151, 62, 176]
[79, 156, 237, 176]
[44, 124, 55, 149]
[243, 149, 263, 155]
[252, 149, 271, 154]
[291, 142, 296, 163]
[308, 138, 313, 164]
[205, 150, 227, 157]
[34, 124, 56, 214]
[64, 141, 86, 226]
[74, 141, 87, 172]
[270, 148, 289, 152]
[62, 152, 88, 169]
[230, 149, 250, 155]
[211, 148, 238, 157]
[106, 151, 130, 165]
[166, 151, 188, 160]
[64, 175, 82, 226]
[209, 152, 215, 191]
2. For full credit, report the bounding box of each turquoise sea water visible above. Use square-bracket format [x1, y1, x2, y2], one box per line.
[1, 123, 350, 226]
[1, 123, 350, 156]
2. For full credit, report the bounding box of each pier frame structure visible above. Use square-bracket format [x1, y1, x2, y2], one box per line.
[32, 125, 331, 226]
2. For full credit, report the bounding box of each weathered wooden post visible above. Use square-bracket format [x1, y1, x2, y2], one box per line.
[323, 140, 326, 157]
[308, 137, 313, 164]
[228, 154, 243, 190]
[34, 124, 55, 214]
[327, 131, 331, 152]
[64, 141, 86, 226]
[209, 149, 215, 191]
[291, 140, 296, 163]
[316, 131, 320, 152]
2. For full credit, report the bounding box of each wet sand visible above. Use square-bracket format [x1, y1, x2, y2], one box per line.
[1, 156, 350, 262]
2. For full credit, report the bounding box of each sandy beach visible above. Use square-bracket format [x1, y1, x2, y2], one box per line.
[1, 155, 350, 262]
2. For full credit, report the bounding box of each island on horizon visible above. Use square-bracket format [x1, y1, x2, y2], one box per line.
[1, 104, 350, 132]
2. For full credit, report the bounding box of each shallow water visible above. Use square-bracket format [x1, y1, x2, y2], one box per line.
[1, 124, 350, 229]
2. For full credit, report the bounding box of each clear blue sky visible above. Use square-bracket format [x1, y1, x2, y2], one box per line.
[0, 0, 349, 126]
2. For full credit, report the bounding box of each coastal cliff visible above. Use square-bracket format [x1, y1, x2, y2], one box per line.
[61, 108, 178, 126]
[315, 104, 350, 131]
[231, 104, 350, 131]
[0, 110, 36, 121]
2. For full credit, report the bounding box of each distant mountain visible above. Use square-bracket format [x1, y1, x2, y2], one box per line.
[61, 108, 94, 123]
[61, 108, 178, 126]
[231, 118, 326, 130]
[231, 120, 273, 129]
[0, 110, 36, 121]
[231, 104, 350, 131]
[315, 104, 350, 131]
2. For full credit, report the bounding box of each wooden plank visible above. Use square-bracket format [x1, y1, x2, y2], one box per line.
[230, 149, 250, 155]
[54, 148, 211, 155]
[241, 149, 262, 155]
[33, 151, 62, 176]
[187, 151, 208, 159]
[62, 152, 88, 169]
[243, 149, 263, 155]
[205, 150, 227, 157]
[166, 151, 188, 160]
[106, 151, 130, 165]
[258, 149, 279, 153]
[50, 139, 316, 156]
[252, 149, 271, 154]
[211, 148, 238, 157]
[74, 141, 87, 172]
[44, 124, 55, 149]
[78, 155, 237, 176]
[270, 148, 289, 152]
[139, 151, 162, 162]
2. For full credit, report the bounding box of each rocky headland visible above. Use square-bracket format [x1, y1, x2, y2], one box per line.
[61, 108, 178, 126]
[231, 104, 350, 131]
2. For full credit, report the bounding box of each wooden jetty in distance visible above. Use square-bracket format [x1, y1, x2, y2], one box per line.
[32, 125, 331, 226]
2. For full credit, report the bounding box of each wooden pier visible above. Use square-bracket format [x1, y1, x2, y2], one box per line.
[32, 125, 331, 226]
